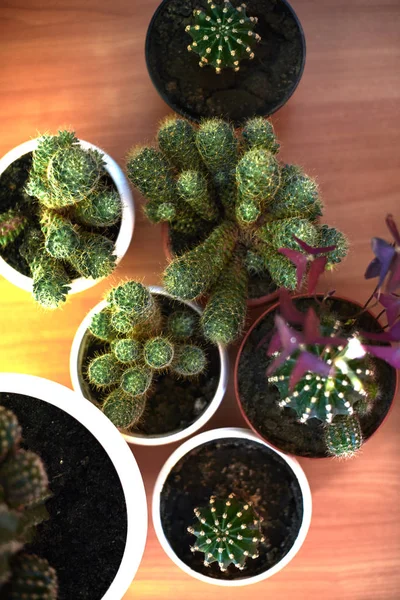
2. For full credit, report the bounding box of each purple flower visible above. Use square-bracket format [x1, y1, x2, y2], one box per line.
[279, 236, 336, 294]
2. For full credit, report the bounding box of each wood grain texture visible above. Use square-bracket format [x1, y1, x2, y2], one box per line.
[0, 0, 399, 598]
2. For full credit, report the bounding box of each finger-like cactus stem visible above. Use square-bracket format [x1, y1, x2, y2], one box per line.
[157, 116, 203, 171]
[255, 218, 319, 250]
[324, 415, 363, 459]
[6, 553, 58, 600]
[196, 119, 238, 174]
[89, 308, 115, 342]
[126, 147, 176, 204]
[177, 170, 218, 221]
[236, 147, 280, 205]
[319, 225, 349, 266]
[0, 407, 22, 462]
[269, 165, 322, 220]
[242, 117, 280, 154]
[0, 450, 49, 510]
[73, 186, 122, 227]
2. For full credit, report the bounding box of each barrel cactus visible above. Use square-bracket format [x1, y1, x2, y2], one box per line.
[85, 280, 207, 430]
[0, 130, 122, 309]
[187, 493, 265, 571]
[0, 406, 57, 597]
[186, 0, 261, 74]
[126, 115, 347, 345]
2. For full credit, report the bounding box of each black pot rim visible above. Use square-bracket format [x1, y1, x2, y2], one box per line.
[145, 0, 306, 123]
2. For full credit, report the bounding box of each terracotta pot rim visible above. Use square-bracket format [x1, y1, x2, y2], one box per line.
[234, 293, 399, 459]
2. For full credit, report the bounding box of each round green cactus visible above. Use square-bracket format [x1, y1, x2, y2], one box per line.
[157, 116, 202, 171]
[187, 493, 265, 571]
[0, 450, 49, 509]
[324, 415, 363, 459]
[186, 1, 260, 74]
[89, 308, 115, 342]
[112, 338, 142, 364]
[143, 337, 174, 370]
[110, 309, 136, 335]
[173, 345, 207, 376]
[0, 407, 21, 462]
[0, 210, 27, 248]
[167, 310, 198, 339]
[7, 553, 58, 600]
[74, 186, 122, 227]
[41, 213, 80, 260]
[121, 366, 153, 397]
[87, 353, 121, 387]
[108, 280, 153, 317]
[102, 389, 146, 429]
[242, 117, 280, 154]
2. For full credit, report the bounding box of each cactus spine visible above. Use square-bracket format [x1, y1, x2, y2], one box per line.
[127, 116, 347, 345]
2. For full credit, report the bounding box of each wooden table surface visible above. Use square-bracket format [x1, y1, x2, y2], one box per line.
[1, 0, 399, 598]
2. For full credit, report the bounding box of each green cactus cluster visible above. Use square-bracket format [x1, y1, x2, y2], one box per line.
[187, 493, 265, 572]
[86, 280, 207, 430]
[186, 1, 261, 74]
[0, 130, 122, 309]
[127, 115, 348, 345]
[268, 318, 377, 458]
[0, 406, 57, 598]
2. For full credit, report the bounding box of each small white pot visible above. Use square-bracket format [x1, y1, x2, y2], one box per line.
[152, 427, 312, 587]
[0, 137, 134, 295]
[70, 286, 229, 446]
[0, 373, 147, 599]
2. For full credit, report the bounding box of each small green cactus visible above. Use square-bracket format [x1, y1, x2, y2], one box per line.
[0, 130, 122, 309]
[85, 280, 208, 431]
[0, 210, 27, 248]
[187, 493, 265, 572]
[0, 407, 56, 595]
[126, 116, 347, 346]
[324, 415, 363, 459]
[186, 1, 260, 74]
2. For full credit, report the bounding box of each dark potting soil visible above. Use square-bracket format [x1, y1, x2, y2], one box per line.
[169, 227, 278, 300]
[0, 153, 121, 278]
[160, 437, 304, 580]
[237, 296, 397, 458]
[146, 0, 305, 123]
[80, 294, 221, 437]
[0, 393, 127, 600]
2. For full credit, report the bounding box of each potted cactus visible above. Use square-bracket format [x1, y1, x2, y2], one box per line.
[0, 373, 147, 599]
[70, 280, 228, 445]
[152, 427, 312, 586]
[127, 115, 347, 345]
[145, 0, 306, 123]
[0, 406, 58, 598]
[0, 131, 134, 308]
[235, 219, 400, 458]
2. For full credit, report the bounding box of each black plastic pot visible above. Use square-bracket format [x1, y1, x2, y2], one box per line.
[145, 0, 306, 124]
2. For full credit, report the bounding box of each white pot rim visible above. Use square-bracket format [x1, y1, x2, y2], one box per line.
[70, 286, 229, 446]
[152, 427, 312, 587]
[0, 137, 134, 295]
[0, 373, 147, 599]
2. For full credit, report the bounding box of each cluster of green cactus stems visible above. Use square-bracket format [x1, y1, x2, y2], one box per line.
[86, 280, 208, 430]
[187, 493, 265, 572]
[127, 115, 347, 346]
[268, 317, 378, 458]
[0, 130, 122, 309]
[0, 406, 58, 598]
[186, 1, 261, 74]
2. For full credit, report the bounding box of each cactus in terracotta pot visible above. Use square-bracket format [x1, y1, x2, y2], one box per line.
[126, 115, 347, 346]
[86, 280, 207, 430]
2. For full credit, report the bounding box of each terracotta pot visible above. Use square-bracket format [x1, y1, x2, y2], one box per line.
[234, 294, 399, 459]
[161, 222, 279, 310]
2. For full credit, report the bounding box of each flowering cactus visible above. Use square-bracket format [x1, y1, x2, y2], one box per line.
[86, 280, 207, 430]
[186, 1, 260, 74]
[187, 493, 265, 571]
[127, 115, 347, 346]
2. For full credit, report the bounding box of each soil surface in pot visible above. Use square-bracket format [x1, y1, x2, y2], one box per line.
[0, 153, 121, 277]
[146, 0, 305, 123]
[80, 294, 221, 437]
[0, 393, 127, 600]
[169, 227, 278, 301]
[160, 437, 304, 580]
[237, 296, 397, 458]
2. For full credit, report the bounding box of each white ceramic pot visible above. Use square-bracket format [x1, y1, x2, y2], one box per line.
[70, 286, 229, 446]
[0, 373, 147, 599]
[152, 427, 312, 587]
[0, 137, 135, 295]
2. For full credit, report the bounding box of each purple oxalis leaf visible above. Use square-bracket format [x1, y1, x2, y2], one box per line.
[289, 350, 332, 390]
[278, 247, 308, 289]
[279, 289, 306, 325]
[266, 316, 304, 375]
[360, 320, 400, 343]
[308, 256, 328, 294]
[363, 344, 400, 369]
[293, 236, 336, 256]
[376, 293, 400, 326]
[386, 214, 400, 246]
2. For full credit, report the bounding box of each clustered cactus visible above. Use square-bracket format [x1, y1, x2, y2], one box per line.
[86, 280, 207, 430]
[187, 493, 265, 572]
[186, 1, 260, 74]
[0, 406, 58, 598]
[0, 130, 121, 309]
[127, 115, 347, 345]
